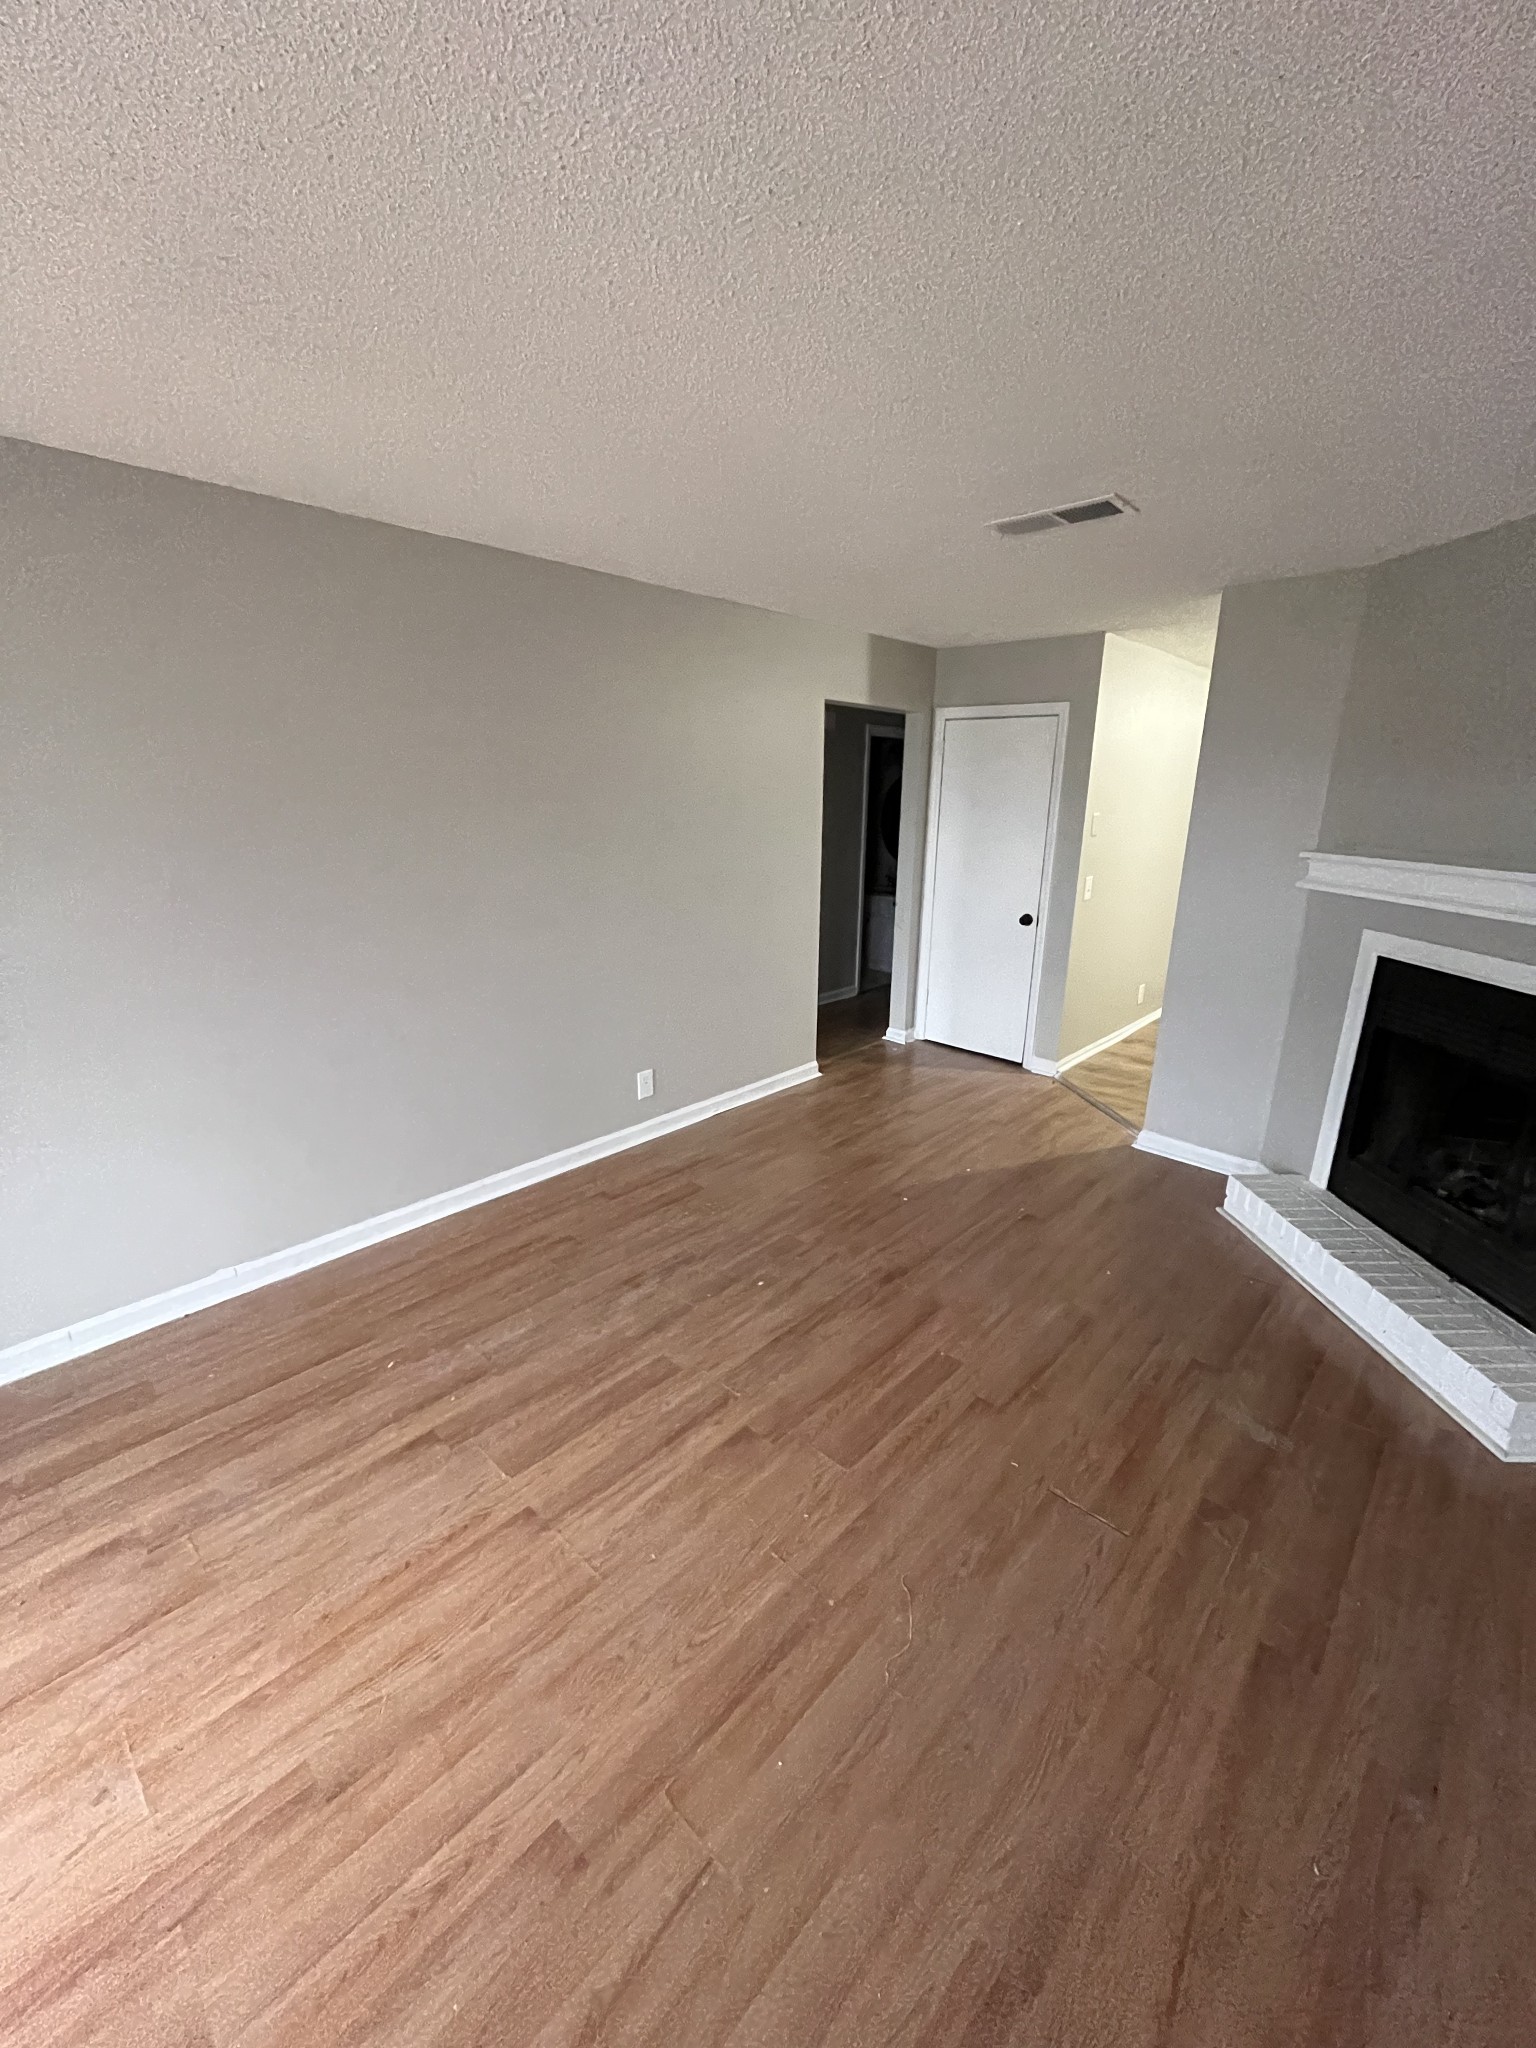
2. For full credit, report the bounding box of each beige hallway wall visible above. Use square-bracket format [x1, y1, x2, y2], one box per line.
[1057, 635, 1209, 1063]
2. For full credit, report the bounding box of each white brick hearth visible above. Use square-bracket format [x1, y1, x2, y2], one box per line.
[1224, 1173, 1536, 1460]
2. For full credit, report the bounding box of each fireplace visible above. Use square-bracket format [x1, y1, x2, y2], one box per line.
[1328, 957, 1536, 1331]
[1224, 888, 1536, 1461]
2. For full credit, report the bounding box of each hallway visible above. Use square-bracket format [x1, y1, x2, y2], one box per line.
[815, 985, 891, 1063]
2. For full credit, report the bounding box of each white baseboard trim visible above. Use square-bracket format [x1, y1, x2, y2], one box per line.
[1133, 1128, 1267, 1178]
[880, 1035, 1057, 1070]
[817, 984, 859, 1007]
[1055, 1008, 1162, 1075]
[0, 1061, 821, 1391]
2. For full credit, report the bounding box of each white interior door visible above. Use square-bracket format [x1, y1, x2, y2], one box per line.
[920, 712, 1060, 1062]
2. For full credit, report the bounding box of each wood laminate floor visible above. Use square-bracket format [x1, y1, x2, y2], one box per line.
[4, 1039, 1534, 2046]
[1061, 1021, 1159, 1131]
[816, 985, 891, 1063]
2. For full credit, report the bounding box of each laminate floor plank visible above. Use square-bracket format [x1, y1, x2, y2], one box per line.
[1061, 1022, 1160, 1131]
[4, 1042, 1535, 2044]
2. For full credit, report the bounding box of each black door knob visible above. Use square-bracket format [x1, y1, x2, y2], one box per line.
[1018, 913, 1034, 927]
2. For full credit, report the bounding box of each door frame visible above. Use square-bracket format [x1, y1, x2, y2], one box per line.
[854, 722, 906, 995]
[913, 702, 1070, 1068]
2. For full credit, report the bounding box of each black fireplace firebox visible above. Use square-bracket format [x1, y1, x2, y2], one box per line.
[1329, 958, 1536, 1331]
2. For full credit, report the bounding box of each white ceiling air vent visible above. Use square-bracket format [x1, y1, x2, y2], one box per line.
[989, 493, 1137, 538]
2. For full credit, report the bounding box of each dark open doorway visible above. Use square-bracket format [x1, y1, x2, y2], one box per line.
[817, 704, 905, 1061]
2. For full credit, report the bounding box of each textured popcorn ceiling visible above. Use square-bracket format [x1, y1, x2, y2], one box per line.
[3, 2, 1533, 645]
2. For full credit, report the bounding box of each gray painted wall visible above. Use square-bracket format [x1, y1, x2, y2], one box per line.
[1149, 511, 1536, 1174]
[1058, 635, 1209, 1061]
[886, 702, 933, 1040]
[934, 634, 1105, 1063]
[1262, 513, 1536, 1170]
[1142, 570, 1368, 1163]
[0, 438, 933, 1349]
[1318, 516, 1536, 868]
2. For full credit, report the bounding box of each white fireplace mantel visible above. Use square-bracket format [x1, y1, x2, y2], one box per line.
[1299, 851, 1536, 927]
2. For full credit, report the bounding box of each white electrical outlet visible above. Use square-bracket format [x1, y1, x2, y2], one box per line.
[1083, 874, 1094, 900]
[1137, 982, 1146, 1005]
[1090, 810, 1100, 837]
[636, 1068, 654, 1100]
